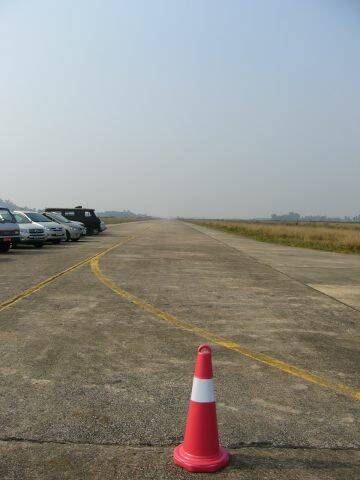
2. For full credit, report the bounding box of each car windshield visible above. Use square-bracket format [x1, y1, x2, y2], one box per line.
[47, 212, 71, 223]
[26, 212, 52, 222]
[14, 213, 29, 224]
[0, 209, 16, 223]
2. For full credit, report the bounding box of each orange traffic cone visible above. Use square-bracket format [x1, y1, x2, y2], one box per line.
[173, 344, 229, 472]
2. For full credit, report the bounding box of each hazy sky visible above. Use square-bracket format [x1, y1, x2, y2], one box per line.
[1, 0, 359, 218]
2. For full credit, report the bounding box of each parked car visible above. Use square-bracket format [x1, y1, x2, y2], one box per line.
[73, 221, 87, 236]
[14, 211, 66, 244]
[45, 207, 101, 235]
[100, 220, 107, 232]
[45, 211, 86, 236]
[12, 212, 46, 248]
[42, 212, 82, 242]
[68, 221, 86, 236]
[0, 207, 20, 252]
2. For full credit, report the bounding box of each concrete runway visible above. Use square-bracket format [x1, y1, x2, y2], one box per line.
[0, 220, 359, 479]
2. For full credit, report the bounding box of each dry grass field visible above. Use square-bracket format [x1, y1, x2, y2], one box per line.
[189, 220, 360, 254]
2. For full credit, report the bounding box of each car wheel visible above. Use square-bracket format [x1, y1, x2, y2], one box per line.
[0, 244, 11, 253]
[66, 231, 71, 242]
[71, 237, 80, 242]
[34, 243, 44, 248]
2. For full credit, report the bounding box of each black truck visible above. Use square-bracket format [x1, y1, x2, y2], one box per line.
[0, 207, 20, 252]
[45, 206, 101, 235]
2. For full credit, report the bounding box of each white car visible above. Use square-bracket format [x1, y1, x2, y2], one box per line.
[12, 212, 46, 248]
[14, 211, 66, 244]
[42, 212, 82, 242]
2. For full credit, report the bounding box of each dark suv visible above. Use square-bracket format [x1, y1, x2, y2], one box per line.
[0, 208, 20, 252]
[45, 207, 101, 235]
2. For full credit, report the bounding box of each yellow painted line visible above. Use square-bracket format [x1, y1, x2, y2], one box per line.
[0, 226, 152, 314]
[91, 256, 360, 401]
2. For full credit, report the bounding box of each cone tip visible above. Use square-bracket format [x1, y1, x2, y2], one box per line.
[195, 344, 213, 379]
[198, 344, 212, 354]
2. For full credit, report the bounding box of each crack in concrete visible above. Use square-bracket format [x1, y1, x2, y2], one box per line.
[0, 437, 359, 452]
[227, 441, 360, 451]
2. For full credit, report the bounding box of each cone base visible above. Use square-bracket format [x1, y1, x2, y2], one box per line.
[173, 444, 229, 473]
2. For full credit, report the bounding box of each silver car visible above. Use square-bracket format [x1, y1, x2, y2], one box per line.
[76, 222, 87, 236]
[14, 211, 66, 244]
[62, 219, 86, 236]
[12, 212, 46, 248]
[42, 212, 82, 242]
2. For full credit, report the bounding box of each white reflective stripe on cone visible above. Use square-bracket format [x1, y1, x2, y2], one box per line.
[190, 377, 215, 403]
